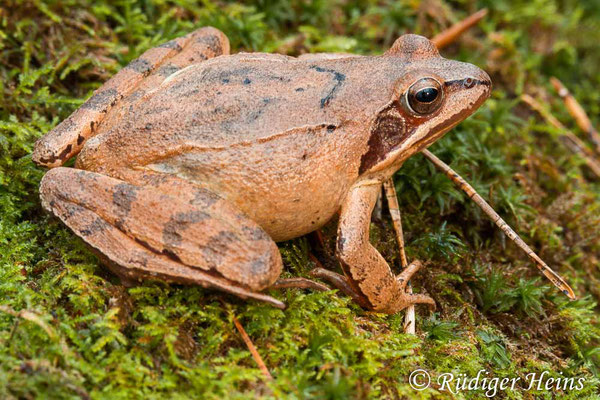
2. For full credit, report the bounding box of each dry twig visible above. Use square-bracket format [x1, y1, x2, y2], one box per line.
[430, 8, 488, 49]
[232, 314, 273, 380]
[550, 77, 600, 154]
[521, 94, 600, 177]
[421, 149, 576, 300]
[383, 180, 416, 334]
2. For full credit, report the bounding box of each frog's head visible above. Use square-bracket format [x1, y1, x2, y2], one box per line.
[359, 34, 491, 178]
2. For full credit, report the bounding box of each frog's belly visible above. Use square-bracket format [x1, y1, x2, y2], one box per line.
[145, 132, 363, 241]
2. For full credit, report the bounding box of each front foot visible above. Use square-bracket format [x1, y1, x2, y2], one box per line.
[395, 260, 436, 310]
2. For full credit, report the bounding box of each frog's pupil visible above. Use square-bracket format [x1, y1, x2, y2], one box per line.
[416, 87, 438, 103]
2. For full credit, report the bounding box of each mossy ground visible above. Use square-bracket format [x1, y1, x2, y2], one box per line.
[1, 0, 599, 398]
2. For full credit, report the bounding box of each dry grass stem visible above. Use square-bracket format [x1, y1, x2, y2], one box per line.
[232, 314, 273, 380]
[521, 94, 600, 177]
[383, 179, 416, 334]
[550, 77, 600, 154]
[431, 8, 488, 50]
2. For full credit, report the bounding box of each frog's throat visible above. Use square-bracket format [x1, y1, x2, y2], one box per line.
[363, 117, 461, 183]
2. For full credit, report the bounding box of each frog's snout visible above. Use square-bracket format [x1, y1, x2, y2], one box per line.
[468, 69, 492, 100]
[455, 68, 492, 109]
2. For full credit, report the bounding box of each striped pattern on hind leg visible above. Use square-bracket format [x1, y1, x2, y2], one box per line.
[39, 167, 284, 308]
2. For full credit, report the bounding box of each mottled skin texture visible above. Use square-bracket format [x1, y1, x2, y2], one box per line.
[33, 27, 491, 313]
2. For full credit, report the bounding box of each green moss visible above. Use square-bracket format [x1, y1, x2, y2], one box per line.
[1, 0, 599, 398]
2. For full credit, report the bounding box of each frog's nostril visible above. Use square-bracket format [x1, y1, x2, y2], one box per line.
[478, 70, 492, 88]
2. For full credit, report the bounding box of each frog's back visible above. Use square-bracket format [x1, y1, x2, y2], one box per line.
[78, 52, 395, 168]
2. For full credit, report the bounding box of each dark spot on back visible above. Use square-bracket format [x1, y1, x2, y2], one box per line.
[310, 65, 346, 108]
[222, 78, 230, 83]
[243, 78, 251, 85]
[77, 134, 85, 145]
[295, 87, 304, 92]
[326, 124, 336, 132]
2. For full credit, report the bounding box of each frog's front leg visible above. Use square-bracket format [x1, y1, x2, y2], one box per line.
[325, 183, 435, 313]
[40, 167, 284, 308]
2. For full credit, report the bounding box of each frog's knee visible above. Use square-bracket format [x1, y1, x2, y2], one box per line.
[201, 223, 283, 291]
[240, 238, 283, 291]
[39, 167, 75, 211]
[188, 26, 230, 57]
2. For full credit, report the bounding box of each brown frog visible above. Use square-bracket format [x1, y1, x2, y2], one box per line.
[33, 27, 491, 313]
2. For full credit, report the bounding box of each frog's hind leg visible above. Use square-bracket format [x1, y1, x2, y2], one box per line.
[33, 27, 229, 168]
[39, 167, 284, 308]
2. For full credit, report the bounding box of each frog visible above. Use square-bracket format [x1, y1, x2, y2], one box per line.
[32, 27, 491, 314]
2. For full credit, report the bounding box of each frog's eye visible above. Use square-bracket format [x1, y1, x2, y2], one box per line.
[404, 78, 444, 115]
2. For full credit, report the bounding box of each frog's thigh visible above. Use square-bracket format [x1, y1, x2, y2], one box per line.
[32, 27, 229, 168]
[40, 168, 282, 296]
